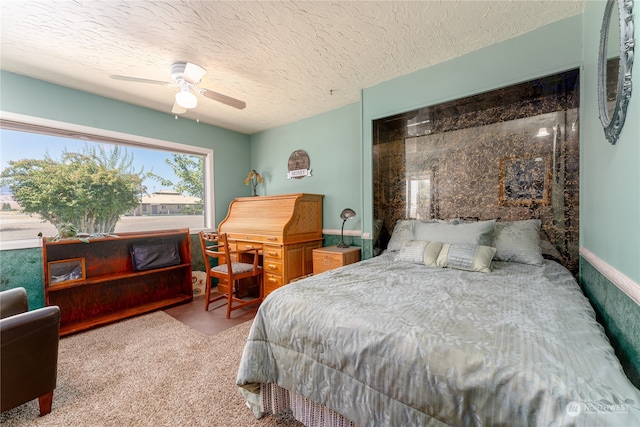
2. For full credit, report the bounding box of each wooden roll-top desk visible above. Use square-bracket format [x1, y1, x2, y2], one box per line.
[218, 193, 323, 296]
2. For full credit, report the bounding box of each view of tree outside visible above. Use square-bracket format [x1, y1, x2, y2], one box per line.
[0, 128, 206, 243]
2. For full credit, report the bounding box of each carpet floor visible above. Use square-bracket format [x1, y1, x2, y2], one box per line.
[1, 311, 303, 426]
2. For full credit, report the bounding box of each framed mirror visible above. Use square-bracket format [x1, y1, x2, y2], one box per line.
[597, 0, 635, 145]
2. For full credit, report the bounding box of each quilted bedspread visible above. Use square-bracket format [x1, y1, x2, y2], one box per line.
[237, 254, 640, 426]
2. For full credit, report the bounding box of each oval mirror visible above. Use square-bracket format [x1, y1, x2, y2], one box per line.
[597, 0, 635, 145]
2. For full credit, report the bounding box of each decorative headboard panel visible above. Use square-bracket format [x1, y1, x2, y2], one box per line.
[373, 69, 580, 273]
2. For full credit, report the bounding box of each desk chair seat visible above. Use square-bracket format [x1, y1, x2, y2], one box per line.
[199, 231, 264, 318]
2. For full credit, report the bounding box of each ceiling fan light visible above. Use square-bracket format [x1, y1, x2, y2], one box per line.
[175, 87, 197, 109]
[183, 62, 206, 84]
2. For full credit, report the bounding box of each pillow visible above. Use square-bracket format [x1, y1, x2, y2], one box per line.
[394, 240, 442, 266]
[386, 220, 416, 252]
[492, 219, 543, 265]
[539, 239, 564, 264]
[436, 243, 497, 273]
[372, 219, 384, 246]
[413, 219, 496, 246]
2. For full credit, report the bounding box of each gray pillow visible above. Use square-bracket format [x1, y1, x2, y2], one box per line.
[492, 219, 543, 265]
[436, 243, 497, 273]
[413, 219, 496, 246]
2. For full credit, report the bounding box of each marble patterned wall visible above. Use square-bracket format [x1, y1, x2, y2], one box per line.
[580, 258, 640, 388]
[0, 247, 45, 309]
[373, 69, 580, 272]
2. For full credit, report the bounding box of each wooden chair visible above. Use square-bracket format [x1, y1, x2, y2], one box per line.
[199, 231, 263, 318]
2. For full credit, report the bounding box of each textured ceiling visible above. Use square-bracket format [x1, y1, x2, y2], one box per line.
[0, 1, 584, 135]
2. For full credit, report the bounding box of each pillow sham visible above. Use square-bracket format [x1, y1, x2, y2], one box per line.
[413, 219, 496, 246]
[436, 243, 497, 273]
[394, 240, 442, 266]
[386, 220, 416, 252]
[492, 219, 543, 265]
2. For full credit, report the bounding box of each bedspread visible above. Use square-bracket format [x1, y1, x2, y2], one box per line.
[237, 254, 640, 426]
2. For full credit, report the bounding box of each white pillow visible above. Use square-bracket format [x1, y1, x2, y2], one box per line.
[436, 243, 497, 273]
[394, 240, 442, 266]
[492, 219, 543, 265]
[413, 219, 496, 246]
[386, 220, 416, 252]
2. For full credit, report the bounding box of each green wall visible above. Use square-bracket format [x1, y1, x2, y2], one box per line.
[250, 103, 363, 231]
[580, 1, 640, 283]
[578, 0, 640, 387]
[0, 247, 44, 309]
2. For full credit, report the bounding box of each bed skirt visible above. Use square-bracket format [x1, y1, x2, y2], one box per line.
[261, 383, 357, 427]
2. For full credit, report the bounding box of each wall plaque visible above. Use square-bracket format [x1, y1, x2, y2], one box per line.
[287, 149, 312, 179]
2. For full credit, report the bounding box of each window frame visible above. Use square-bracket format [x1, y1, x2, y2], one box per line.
[0, 111, 215, 250]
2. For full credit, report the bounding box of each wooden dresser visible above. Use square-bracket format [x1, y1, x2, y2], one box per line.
[218, 193, 323, 296]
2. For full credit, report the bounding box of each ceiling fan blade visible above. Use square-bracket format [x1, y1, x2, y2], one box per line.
[200, 88, 246, 110]
[171, 101, 187, 114]
[110, 75, 174, 86]
[183, 62, 206, 85]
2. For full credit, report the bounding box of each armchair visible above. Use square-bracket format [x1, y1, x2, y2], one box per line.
[1, 287, 60, 416]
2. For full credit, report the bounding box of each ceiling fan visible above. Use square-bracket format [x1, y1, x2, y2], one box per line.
[110, 62, 246, 114]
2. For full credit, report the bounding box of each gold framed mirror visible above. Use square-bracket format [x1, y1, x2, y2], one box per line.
[597, 0, 635, 145]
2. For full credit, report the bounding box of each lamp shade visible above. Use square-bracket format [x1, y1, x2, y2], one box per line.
[175, 87, 197, 109]
[337, 208, 356, 248]
[340, 208, 356, 221]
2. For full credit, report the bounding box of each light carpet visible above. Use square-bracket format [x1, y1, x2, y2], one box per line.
[1, 311, 302, 426]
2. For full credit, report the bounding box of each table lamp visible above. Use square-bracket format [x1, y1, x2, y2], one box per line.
[337, 208, 356, 248]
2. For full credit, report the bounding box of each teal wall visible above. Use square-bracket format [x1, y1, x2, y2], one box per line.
[0, 247, 44, 309]
[581, 259, 640, 387]
[580, 2, 640, 283]
[578, 0, 640, 387]
[250, 103, 361, 230]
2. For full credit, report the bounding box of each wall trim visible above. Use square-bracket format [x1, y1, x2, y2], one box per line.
[323, 229, 370, 239]
[580, 247, 640, 306]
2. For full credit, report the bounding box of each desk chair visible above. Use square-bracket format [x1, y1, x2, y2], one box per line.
[199, 231, 263, 318]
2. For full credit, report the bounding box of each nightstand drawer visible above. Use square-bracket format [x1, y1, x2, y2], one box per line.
[312, 246, 361, 274]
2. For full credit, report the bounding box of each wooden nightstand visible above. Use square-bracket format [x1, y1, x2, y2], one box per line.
[313, 246, 361, 274]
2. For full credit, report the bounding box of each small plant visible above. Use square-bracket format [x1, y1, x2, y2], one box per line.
[56, 223, 78, 239]
[243, 170, 263, 196]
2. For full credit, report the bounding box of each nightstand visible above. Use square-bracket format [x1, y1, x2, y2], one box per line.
[313, 246, 361, 274]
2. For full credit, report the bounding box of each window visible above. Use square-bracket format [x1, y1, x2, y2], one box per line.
[0, 113, 214, 249]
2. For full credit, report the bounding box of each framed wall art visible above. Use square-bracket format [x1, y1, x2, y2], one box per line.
[48, 258, 86, 285]
[499, 157, 551, 206]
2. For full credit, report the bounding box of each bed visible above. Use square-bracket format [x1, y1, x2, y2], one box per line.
[236, 219, 640, 426]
